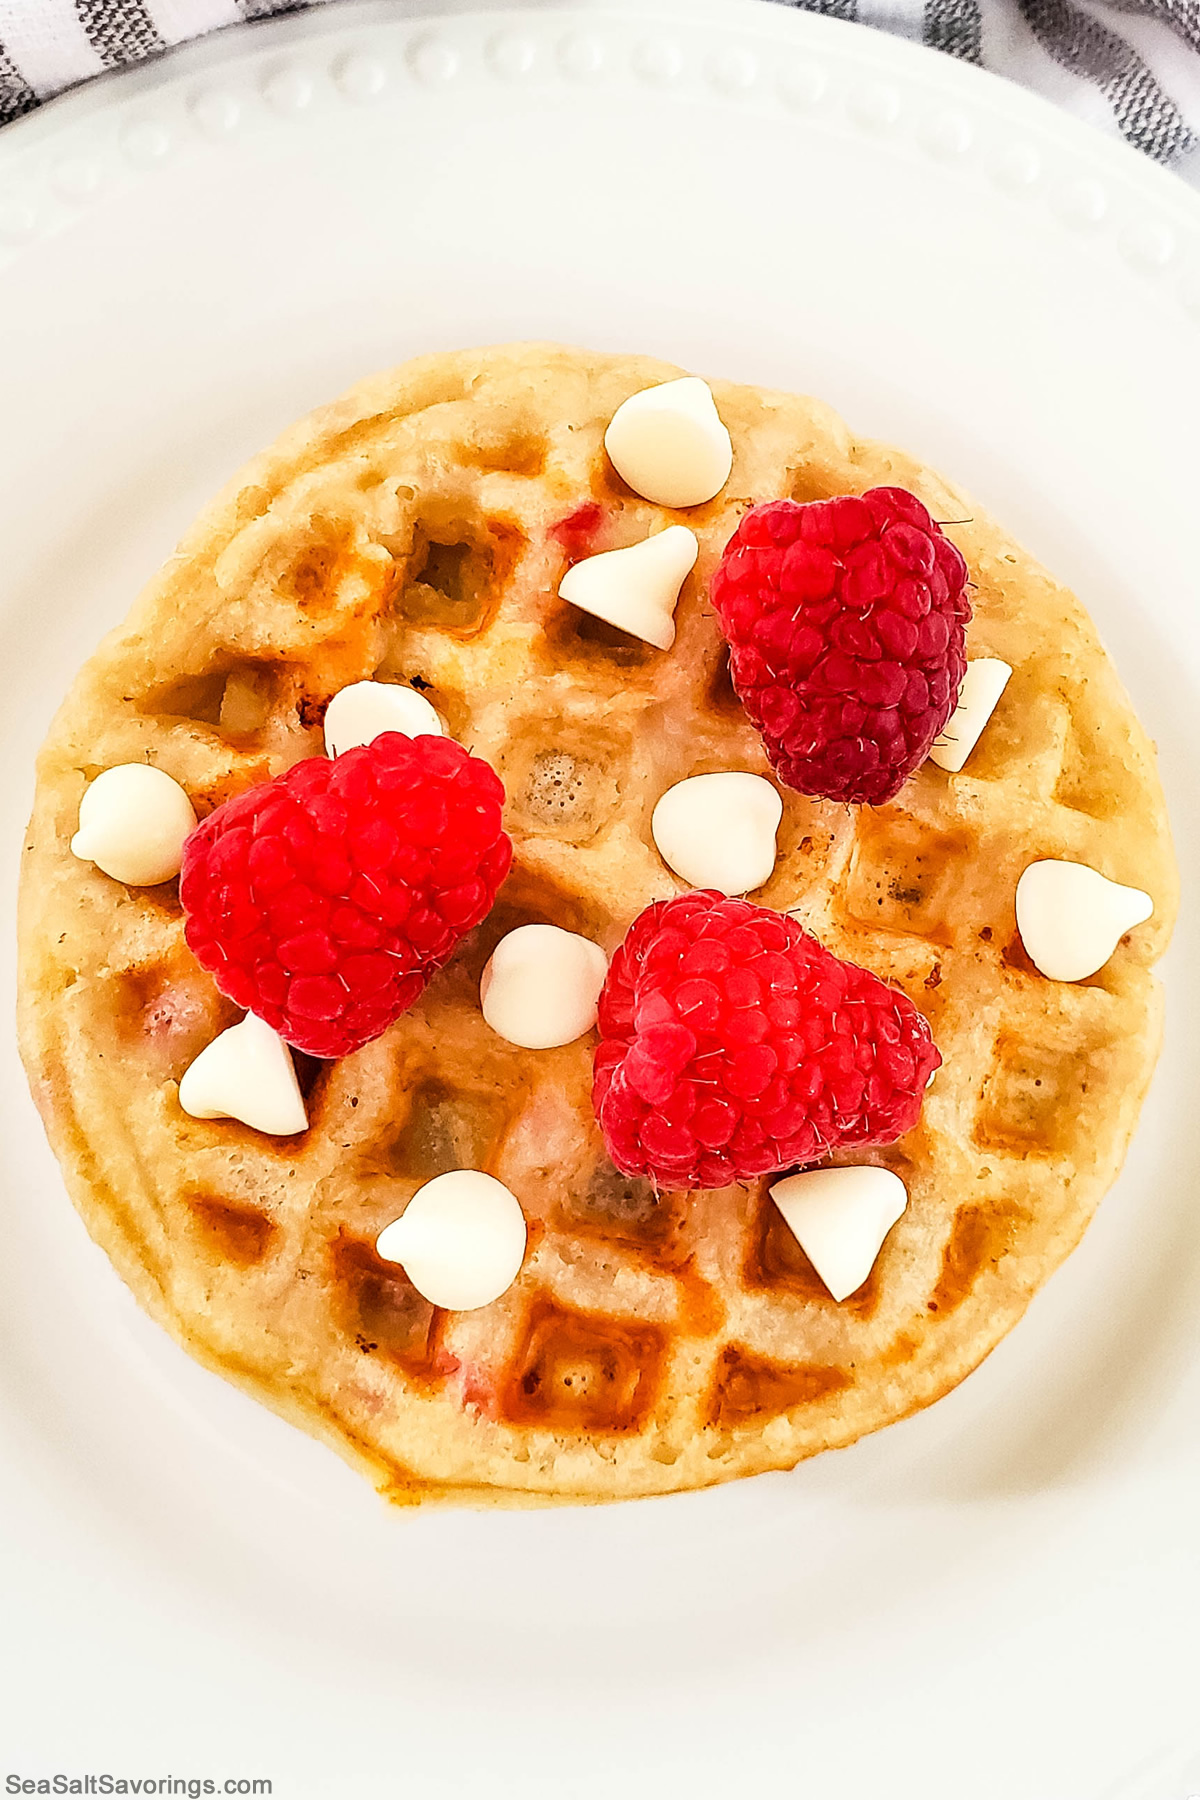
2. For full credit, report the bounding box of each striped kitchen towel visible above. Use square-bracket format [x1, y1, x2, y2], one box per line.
[1, 0, 1198, 173]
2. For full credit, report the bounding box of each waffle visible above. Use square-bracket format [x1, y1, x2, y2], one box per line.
[17, 344, 1177, 1505]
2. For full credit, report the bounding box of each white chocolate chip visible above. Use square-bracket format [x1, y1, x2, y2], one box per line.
[604, 377, 733, 508]
[929, 658, 1013, 773]
[559, 525, 697, 651]
[323, 679, 444, 756]
[481, 924, 608, 1050]
[1015, 859, 1153, 982]
[651, 772, 782, 895]
[178, 1011, 308, 1137]
[71, 764, 197, 887]
[375, 1170, 527, 1311]
[770, 1165, 908, 1302]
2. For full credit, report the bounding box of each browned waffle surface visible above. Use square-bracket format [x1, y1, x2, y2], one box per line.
[18, 343, 1177, 1504]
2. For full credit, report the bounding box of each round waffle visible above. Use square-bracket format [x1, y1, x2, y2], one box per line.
[18, 344, 1177, 1505]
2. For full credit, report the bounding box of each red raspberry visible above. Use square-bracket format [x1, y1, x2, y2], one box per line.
[711, 487, 971, 805]
[180, 734, 512, 1058]
[593, 892, 939, 1190]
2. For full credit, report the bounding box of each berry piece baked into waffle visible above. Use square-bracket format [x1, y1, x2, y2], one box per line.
[18, 344, 1177, 1507]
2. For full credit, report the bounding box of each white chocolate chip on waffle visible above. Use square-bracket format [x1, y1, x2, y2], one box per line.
[1016, 859, 1153, 982]
[178, 1011, 308, 1137]
[376, 1171, 527, 1311]
[930, 658, 1013, 773]
[481, 923, 608, 1050]
[323, 679, 444, 755]
[558, 525, 697, 649]
[770, 1165, 909, 1302]
[604, 376, 733, 508]
[651, 771, 782, 894]
[71, 764, 196, 887]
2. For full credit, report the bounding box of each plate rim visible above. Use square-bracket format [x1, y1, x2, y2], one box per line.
[1, 0, 1199, 296]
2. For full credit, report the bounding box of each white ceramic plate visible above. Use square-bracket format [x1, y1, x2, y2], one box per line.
[2, 3, 1198, 1795]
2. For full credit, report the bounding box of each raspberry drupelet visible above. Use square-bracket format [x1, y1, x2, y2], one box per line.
[593, 891, 940, 1190]
[180, 733, 512, 1059]
[711, 487, 971, 805]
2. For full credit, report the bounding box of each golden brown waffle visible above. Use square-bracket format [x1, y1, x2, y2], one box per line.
[17, 344, 1177, 1505]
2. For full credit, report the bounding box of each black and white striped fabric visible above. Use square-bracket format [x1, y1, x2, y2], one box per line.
[1, 0, 1198, 174]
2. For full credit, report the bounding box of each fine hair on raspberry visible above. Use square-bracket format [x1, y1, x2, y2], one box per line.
[180, 731, 512, 1058]
[711, 486, 972, 805]
[593, 891, 940, 1191]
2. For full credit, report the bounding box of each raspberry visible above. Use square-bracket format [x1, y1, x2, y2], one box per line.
[592, 892, 939, 1190]
[710, 487, 971, 805]
[180, 733, 512, 1058]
